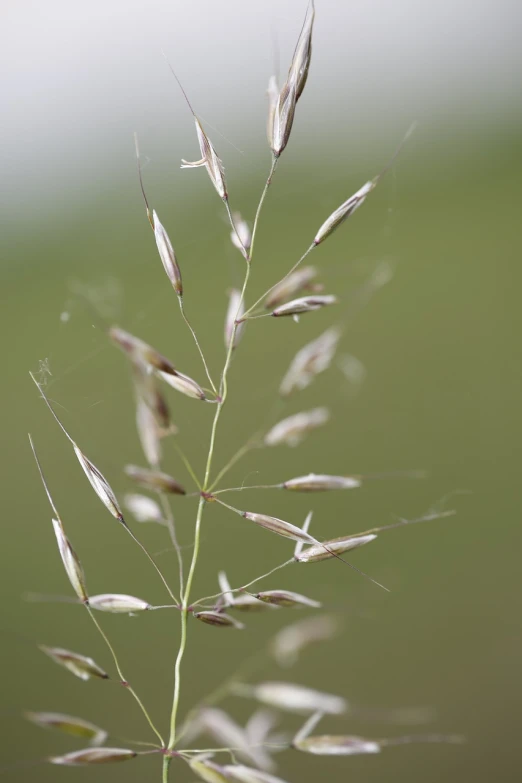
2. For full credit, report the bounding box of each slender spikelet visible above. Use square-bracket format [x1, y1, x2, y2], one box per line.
[73, 446, 125, 523]
[233, 681, 347, 715]
[223, 766, 291, 783]
[158, 369, 207, 401]
[230, 212, 252, 256]
[242, 511, 317, 544]
[225, 289, 246, 350]
[296, 533, 377, 563]
[279, 327, 341, 396]
[283, 473, 361, 491]
[294, 734, 381, 755]
[190, 758, 231, 783]
[52, 519, 88, 601]
[264, 408, 330, 447]
[271, 294, 338, 317]
[110, 326, 176, 375]
[264, 266, 319, 309]
[132, 359, 172, 430]
[271, 615, 338, 667]
[135, 395, 162, 466]
[288, 0, 315, 101]
[314, 180, 376, 245]
[255, 590, 321, 608]
[87, 594, 151, 613]
[271, 76, 297, 158]
[196, 708, 274, 770]
[39, 645, 109, 681]
[25, 712, 107, 746]
[124, 494, 164, 524]
[124, 465, 186, 495]
[193, 611, 244, 629]
[266, 76, 279, 149]
[49, 747, 137, 766]
[182, 117, 228, 200]
[152, 210, 183, 295]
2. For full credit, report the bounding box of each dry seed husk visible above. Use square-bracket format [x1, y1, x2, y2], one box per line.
[296, 533, 377, 563]
[279, 327, 341, 396]
[288, 0, 315, 101]
[87, 594, 151, 613]
[217, 572, 269, 612]
[51, 519, 87, 601]
[271, 615, 338, 667]
[313, 180, 376, 245]
[223, 765, 291, 783]
[230, 212, 251, 255]
[194, 611, 244, 629]
[294, 734, 380, 755]
[256, 590, 321, 609]
[135, 395, 162, 466]
[197, 708, 274, 770]
[158, 369, 207, 401]
[190, 759, 232, 783]
[73, 446, 124, 522]
[181, 118, 227, 200]
[264, 266, 318, 310]
[110, 326, 176, 375]
[152, 210, 183, 295]
[283, 474, 361, 492]
[49, 747, 137, 766]
[225, 289, 246, 350]
[264, 408, 330, 447]
[242, 512, 317, 545]
[39, 645, 109, 681]
[272, 294, 338, 317]
[124, 494, 164, 524]
[239, 681, 347, 715]
[266, 76, 279, 149]
[271, 76, 297, 157]
[124, 465, 186, 495]
[25, 712, 107, 745]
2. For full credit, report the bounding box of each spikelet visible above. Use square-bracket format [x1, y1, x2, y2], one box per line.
[279, 327, 341, 396]
[296, 533, 377, 563]
[193, 611, 244, 629]
[230, 212, 252, 256]
[294, 734, 381, 755]
[110, 326, 176, 375]
[87, 594, 151, 613]
[271, 294, 338, 317]
[39, 645, 109, 681]
[49, 747, 137, 766]
[158, 369, 207, 401]
[234, 681, 347, 715]
[224, 289, 246, 350]
[264, 266, 319, 310]
[242, 511, 317, 545]
[124, 465, 186, 495]
[271, 615, 338, 667]
[25, 712, 107, 746]
[182, 117, 228, 200]
[255, 590, 321, 608]
[283, 473, 361, 492]
[152, 210, 183, 295]
[264, 408, 330, 447]
[52, 519, 88, 602]
[124, 494, 164, 524]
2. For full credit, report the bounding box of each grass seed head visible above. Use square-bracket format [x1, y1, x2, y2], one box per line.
[241, 681, 347, 715]
[272, 294, 338, 317]
[194, 611, 245, 629]
[51, 519, 88, 601]
[294, 734, 381, 755]
[124, 464, 186, 495]
[73, 445, 124, 523]
[225, 289, 246, 350]
[296, 533, 377, 563]
[110, 326, 177, 375]
[313, 180, 376, 245]
[264, 408, 330, 447]
[87, 593, 151, 613]
[181, 117, 228, 200]
[49, 747, 137, 766]
[152, 210, 183, 295]
[25, 712, 107, 746]
[279, 327, 341, 396]
[283, 473, 361, 492]
[256, 590, 321, 608]
[158, 369, 207, 400]
[264, 266, 319, 310]
[242, 511, 317, 544]
[39, 645, 109, 681]
[124, 493, 164, 524]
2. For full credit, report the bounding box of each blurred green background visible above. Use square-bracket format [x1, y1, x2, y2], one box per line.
[2, 1, 522, 781]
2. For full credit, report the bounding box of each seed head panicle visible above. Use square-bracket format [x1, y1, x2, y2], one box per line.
[25, 712, 107, 746]
[272, 294, 338, 317]
[87, 593, 151, 613]
[49, 747, 138, 766]
[283, 473, 361, 492]
[264, 408, 330, 447]
[152, 210, 183, 295]
[124, 464, 186, 495]
[39, 645, 109, 681]
[279, 327, 341, 396]
[225, 289, 246, 350]
[264, 266, 319, 310]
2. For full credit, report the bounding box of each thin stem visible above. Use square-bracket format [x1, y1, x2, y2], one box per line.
[208, 440, 260, 492]
[247, 155, 278, 262]
[178, 297, 217, 395]
[191, 558, 294, 609]
[158, 492, 185, 597]
[171, 439, 202, 490]
[85, 606, 164, 746]
[242, 242, 315, 320]
[212, 483, 281, 495]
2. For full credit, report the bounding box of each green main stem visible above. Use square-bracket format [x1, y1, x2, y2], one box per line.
[162, 159, 277, 782]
